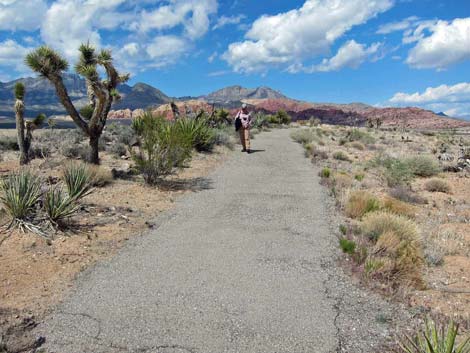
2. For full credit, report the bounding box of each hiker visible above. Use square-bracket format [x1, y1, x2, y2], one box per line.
[235, 103, 252, 153]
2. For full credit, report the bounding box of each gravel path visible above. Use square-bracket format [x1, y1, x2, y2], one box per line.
[37, 128, 407, 353]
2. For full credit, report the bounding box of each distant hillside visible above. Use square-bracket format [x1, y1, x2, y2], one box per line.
[202, 85, 287, 103]
[0, 74, 170, 117]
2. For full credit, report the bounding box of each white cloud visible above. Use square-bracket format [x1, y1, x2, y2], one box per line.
[212, 15, 245, 30]
[0, 0, 47, 31]
[389, 82, 470, 118]
[138, 0, 218, 39]
[146, 35, 188, 67]
[208, 51, 218, 63]
[406, 18, 470, 69]
[40, 0, 128, 60]
[376, 16, 419, 34]
[295, 40, 380, 73]
[0, 39, 32, 73]
[222, 0, 394, 73]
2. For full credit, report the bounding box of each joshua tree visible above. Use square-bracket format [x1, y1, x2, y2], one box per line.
[25, 44, 129, 164]
[14, 82, 45, 165]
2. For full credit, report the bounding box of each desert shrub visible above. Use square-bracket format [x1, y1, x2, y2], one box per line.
[350, 141, 365, 150]
[424, 246, 444, 266]
[333, 151, 351, 162]
[291, 129, 316, 145]
[251, 113, 270, 129]
[62, 162, 94, 200]
[424, 178, 451, 193]
[305, 143, 328, 160]
[371, 154, 414, 186]
[338, 138, 348, 146]
[213, 128, 234, 149]
[174, 117, 216, 152]
[44, 186, 79, 226]
[320, 167, 331, 178]
[0, 135, 19, 151]
[309, 117, 321, 126]
[109, 143, 127, 158]
[88, 166, 113, 187]
[61, 144, 89, 160]
[132, 113, 192, 185]
[346, 128, 375, 144]
[405, 155, 441, 177]
[106, 123, 135, 145]
[30, 144, 52, 159]
[398, 318, 470, 353]
[361, 211, 419, 242]
[274, 109, 291, 125]
[345, 191, 380, 219]
[382, 196, 415, 218]
[332, 173, 353, 190]
[389, 186, 427, 204]
[0, 170, 41, 223]
[339, 238, 356, 254]
[354, 173, 365, 181]
[339, 224, 347, 235]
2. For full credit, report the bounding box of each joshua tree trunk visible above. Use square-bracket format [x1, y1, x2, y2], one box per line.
[88, 131, 100, 164]
[15, 99, 29, 165]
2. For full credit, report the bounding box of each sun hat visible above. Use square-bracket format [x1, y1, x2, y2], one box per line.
[242, 103, 247, 108]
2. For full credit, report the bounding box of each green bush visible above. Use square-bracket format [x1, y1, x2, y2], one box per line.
[0, 170, 41, 222]
[345, 191, 380, 219]
[398, 318, 470, 353]
[62, 162, 94, 200]
[339, 238, 356, 255]
[132, 113, 193, 185]
[44, 186, 79, 226]
[175, 117, 216, 152]
[406, 155, 441, 177]
[291, 129, 317, 145]
[346, 128, 375, 144]
[320, 167, 331, 178]
[371, 154, 414, 186]
[333, 151, 351, 162]
[0, 135, 19, 151]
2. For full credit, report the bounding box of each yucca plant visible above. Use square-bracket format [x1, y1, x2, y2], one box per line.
[174, 117, 216, 152]
[43, 187, 79, 227]
[398, 319, 470, 353]
[62, 162, 94, 200]
[0, 170, 42, 229]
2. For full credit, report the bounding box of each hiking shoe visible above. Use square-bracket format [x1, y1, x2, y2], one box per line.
[241, 149, 247, 152]
[247, 149, 252, 154]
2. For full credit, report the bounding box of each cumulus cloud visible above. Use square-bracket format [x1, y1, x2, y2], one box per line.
[389, 82, 470, 118]
[406, 18, 470, 69]
[0, 39, 32, 73]
[294, 40, 381, 73]
[376, 16, 419, 34]
[0, 0, 48, 31]
[212, 15, 245, 30]
[146, 35, 188, 66]
[138, 0, 217, 39]
[222, 0, 393, 73]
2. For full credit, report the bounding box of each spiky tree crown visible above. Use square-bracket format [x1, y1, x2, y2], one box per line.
[25, 46, 69, 78]
[14, 82, 25, 100]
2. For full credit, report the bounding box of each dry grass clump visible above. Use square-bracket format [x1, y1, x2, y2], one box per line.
[290, 129, 318, 145]
[389, 186, 427, 204]
[332, 173, 353, 190]
[349, 141, 365, 150]
[424, 178, 451, 193]
[333, 151, 352, 162]
[305, 143, 328, 160]
[382, 196, 416, 218]
[361, 211, 419, 242]
[345, 191, 380, 219]
[88, 165, 114, 187]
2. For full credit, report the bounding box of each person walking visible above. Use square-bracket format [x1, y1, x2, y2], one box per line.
[235, 103, 252, 153]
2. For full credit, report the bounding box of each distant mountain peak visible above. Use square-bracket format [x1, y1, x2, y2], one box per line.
[203, 85, 287, 103]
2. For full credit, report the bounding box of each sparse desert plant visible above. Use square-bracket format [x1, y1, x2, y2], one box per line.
[291, 129, 317, 145]
[346, 128, 375, 144]
[333, 151, 351, 162]
[25, 44, 129, 164]
[371, 154, 414, 186]
[339, 224, 348, 235]
[109, 142, 127, 158]
[274, 109, 291, 125]
[60, 144, 89, 160]
[320, 167, 331, 178]
[174, 117, 216, 152]
[389, 186, 427, 204]
[345, 191, 380, 219]
[132, 113, 193, 185]
[398, 318, 470, 353]
[88, 165, 113, 187]
[350, 141, 365, 150]
[44, 186, 79, 227]
[382, 196, 416, 218]
[361, 211, 419, 242]
[339, 238, 356, 254]
[0, 170, 42, 229]
[213, 128, 234, 149]
[62, 162, 94, 200]
[0, 135, 19, 151]
[424, 178, 451, 193]
[309, 117, 321, 126]
[354, 173, 365, 181]
[406, 155, 441, 177]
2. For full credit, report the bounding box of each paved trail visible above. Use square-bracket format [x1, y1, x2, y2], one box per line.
[38, 129, 400, 353]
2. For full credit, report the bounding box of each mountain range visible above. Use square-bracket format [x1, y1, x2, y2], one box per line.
[0, 74, 468, 129]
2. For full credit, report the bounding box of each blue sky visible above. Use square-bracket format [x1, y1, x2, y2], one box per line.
[1, 0, 470, 117]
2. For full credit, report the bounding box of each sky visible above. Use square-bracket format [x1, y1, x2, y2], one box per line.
[0, 0, 470, 118]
